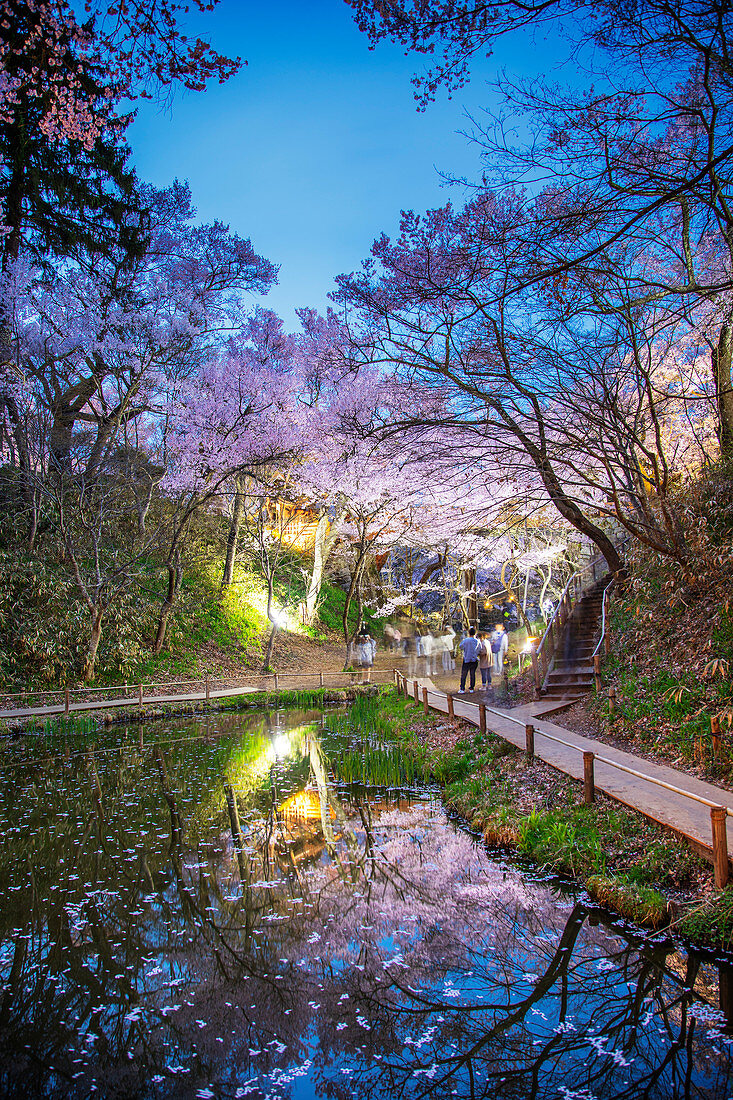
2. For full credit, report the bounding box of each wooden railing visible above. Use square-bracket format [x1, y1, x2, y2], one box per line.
[0, 669, 401, 720]
[396, 672, 732, 889]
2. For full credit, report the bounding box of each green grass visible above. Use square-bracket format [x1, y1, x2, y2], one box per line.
[587, 875, 669, 928]
[678, 887, 733, 950]
[315, 580, 383, 640]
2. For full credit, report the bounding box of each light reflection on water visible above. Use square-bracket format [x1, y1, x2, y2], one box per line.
[0, 707, 730, 1099]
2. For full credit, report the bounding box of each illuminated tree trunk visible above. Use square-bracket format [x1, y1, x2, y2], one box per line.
[303, 502, 345, 625]
[153, 550, 181, 655]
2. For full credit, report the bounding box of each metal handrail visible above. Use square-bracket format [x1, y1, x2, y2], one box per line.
[535, 573, 576, 658]
[535, 552, 606, 658]
[592, 583, 612, 658]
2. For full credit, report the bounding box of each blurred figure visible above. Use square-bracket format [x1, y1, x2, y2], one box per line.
[355, 631, 377, 683]
[405, 633, 418, 678]
[423, 632, 436, 677]
[489, 623, 509, 675]
[439, 627, 455, 673]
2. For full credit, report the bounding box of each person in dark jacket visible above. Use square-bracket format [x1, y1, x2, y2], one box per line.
[457, 627, 481, 692]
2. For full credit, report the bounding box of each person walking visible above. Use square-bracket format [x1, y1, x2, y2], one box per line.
[423, 631, 436, 677]
[477, 632, 491, 690]
[457, 627, 481, 693]
[440, 627, 455, 673]
[405, 633, 418, 679]
[356, 631, 377, 683]
[489, 623, 509, 676]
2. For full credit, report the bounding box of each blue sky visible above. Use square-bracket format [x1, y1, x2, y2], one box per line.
[128, 1, 557, 324]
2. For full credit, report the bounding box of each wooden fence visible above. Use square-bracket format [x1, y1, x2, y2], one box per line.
[0, 669, 400, 720]
[397, 672, 732, 889]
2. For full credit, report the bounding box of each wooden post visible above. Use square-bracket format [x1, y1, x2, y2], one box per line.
[138, 684, 143, 708]
[422, 687, 429, 715]
[608, 686, 616, 716]
[205, 678, 210, 705]
[64, 688, 70, 716]
[274, 673, 279, 692]
[711, 806, 729, 889]
[583, 751, 595, 804]
[712, 715, 722, 755]
[447, 693, 454, 719]
[392, 668, 398, 685]
[594, 654, 602, 692]
[604, 629, 611, 657]
[525, 723, 535, 756]
[479, 703, 486, 735]
[319, 671, 324, 687]
[413, 679, 419, 702]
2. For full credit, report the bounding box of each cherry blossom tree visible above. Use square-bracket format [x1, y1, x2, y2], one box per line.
[1, 180, 277, 678]
[348, 1, 733, 461]
[0, 1, 240, 155]
[335, 186, 728, 570]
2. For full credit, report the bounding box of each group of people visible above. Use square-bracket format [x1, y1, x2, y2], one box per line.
[404, 629, 457, 678]
[385, 623, 457, 677]
[457, 624, 509, 693]
[355, 621, 510, 691]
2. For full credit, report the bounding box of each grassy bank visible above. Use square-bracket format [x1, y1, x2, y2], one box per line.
[367, 691, 731, 948]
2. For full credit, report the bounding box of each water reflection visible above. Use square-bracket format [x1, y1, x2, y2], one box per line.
[0, 708, 730, 1098]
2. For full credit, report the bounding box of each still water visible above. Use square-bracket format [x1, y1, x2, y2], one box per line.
[0, 704, 731, 1099]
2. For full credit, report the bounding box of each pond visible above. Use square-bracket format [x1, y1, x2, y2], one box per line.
[0, 700, 731, 1099]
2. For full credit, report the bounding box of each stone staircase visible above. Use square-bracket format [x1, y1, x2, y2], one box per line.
[541, 578, 611, 700]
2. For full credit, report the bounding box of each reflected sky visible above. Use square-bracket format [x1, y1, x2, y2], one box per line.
[0, 708, 730, 1099]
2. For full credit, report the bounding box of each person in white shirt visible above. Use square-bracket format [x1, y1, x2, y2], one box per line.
[439, 627, 455, 672]
[489, 624, 509, 676]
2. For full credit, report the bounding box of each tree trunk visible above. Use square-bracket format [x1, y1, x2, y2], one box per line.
[81, 604, 105, 683]
[263, 622, 278, 671]
[303, 503, 346, 625]
[154, 552, 181, 654]
[221, 476, 245, 592]
[342, 551, 366, 669]
[463, 567, 478, 627]
[529, 452, 625, 577]
[303, 513, 332, 624]
[713, 320, 733, 461]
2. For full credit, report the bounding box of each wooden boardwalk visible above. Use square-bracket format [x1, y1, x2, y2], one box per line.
[408, 677, 733, 880]
[0, 669, 398, 721]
